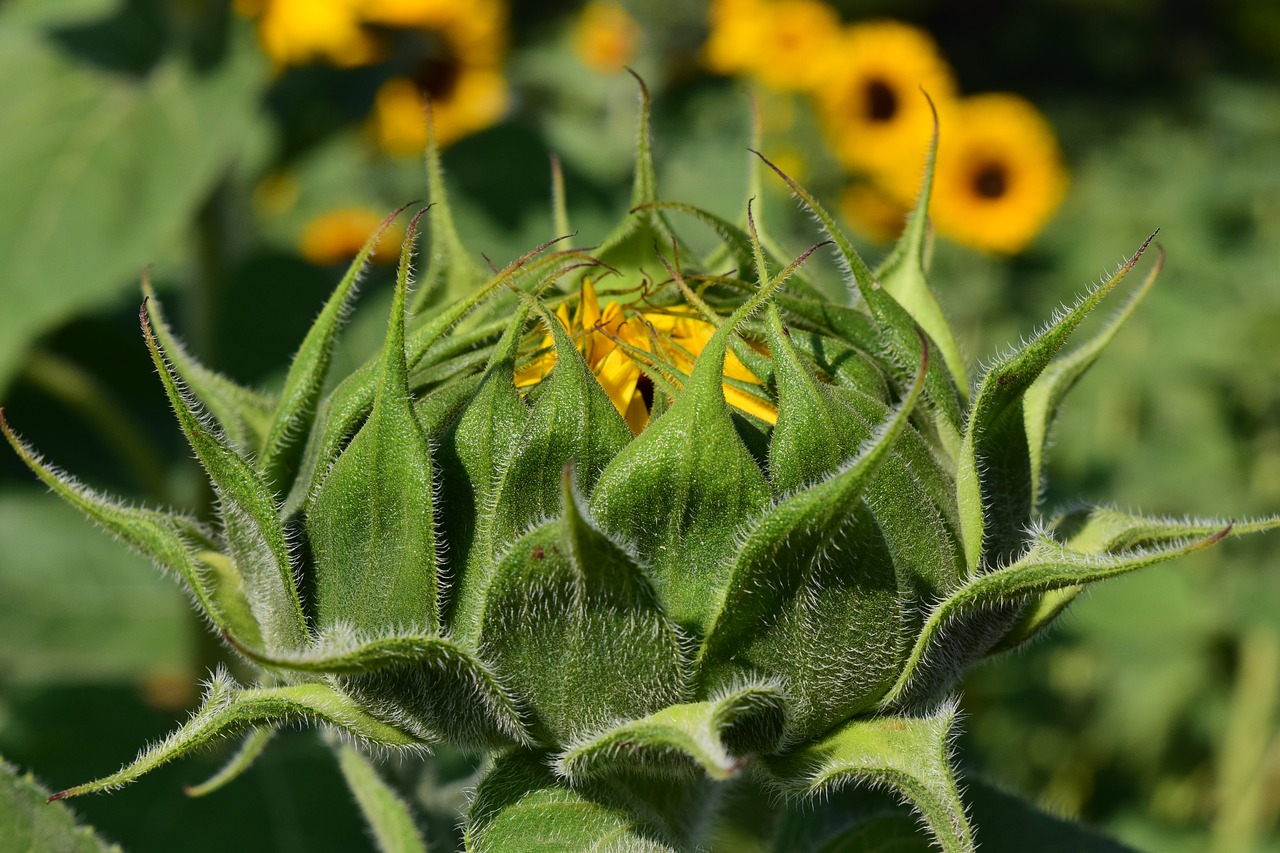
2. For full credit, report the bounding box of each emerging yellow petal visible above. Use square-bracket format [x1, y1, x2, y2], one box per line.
[514, 281, 778, 433]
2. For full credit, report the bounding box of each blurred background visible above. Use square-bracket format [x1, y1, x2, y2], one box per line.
[0, 0, 1277, 850]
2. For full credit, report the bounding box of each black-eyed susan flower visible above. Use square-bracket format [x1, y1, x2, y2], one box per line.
[813, 19, 955, 190]
[238, 0, 509, 151]
[365, 0, 510, 153]
[300, 208, 404, 265]
[931, 93, 1069, 253]
[515, 279, 776, 433]
[573, 1, 641, 74]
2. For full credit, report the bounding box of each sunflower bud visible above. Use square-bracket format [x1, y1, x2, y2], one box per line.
[4, 85, 1275, 853]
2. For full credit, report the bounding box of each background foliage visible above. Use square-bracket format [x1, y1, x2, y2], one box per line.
[0, 0, 1277, 850]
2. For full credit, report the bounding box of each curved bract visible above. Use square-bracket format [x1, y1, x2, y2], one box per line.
[3, 87, 1275, 852]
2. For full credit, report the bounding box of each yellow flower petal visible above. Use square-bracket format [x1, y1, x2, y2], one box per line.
[515, 286, 777, 432]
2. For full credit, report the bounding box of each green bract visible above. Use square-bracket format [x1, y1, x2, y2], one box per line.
[5, 89, 1276, 852]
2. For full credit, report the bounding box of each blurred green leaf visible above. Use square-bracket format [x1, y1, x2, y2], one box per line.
[0, 757, 121, 853]
[0, 9, 268, 392]
[0, 491, 193, 683]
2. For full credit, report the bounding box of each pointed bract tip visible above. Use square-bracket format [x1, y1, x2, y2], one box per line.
[405, 205, 430, 239]
[46, 790, 71, 803]
[1208, 522, 1235, 546]
[0, 406, 8, 432]
[919, 87, 940, 131]
[1122, 230, 1160, 273]
[624, 67, 649, 99]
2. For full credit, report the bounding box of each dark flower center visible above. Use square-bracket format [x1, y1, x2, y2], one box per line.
[972, 161, 1009, 199]
[863, 78, 898, 122]
[414, 52, 461, 101]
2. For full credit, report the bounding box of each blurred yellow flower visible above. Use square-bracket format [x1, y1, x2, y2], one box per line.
[299, 208, 404, 266]
[361, 0, 507, 66]
[372, 67, 508, 153]
[238, 0, 509, 151]
[250, 0, 378, 67]
[574, 2, 641, 74]
[813, 19, 955, 192]
[704, 0, 768, 77]
[366, 0, 509, 153]
[930, 94, 1068, 254]
[705, 0, 841, 92]
[516, 280, 776, 433]
[839, 182, 908, 244]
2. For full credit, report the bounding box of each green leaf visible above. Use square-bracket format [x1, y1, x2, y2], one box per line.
[438, 310, 531, 642]
[0, 758, 121, 852]
[0, 19, 266, 392]
[764, 704, 973, 853]
[753, 151, 964, 455]
[309, 212, 439, 634]
[143, 281, 276, 454]
[412, 102, 489, 313]
[477, 468, 688, 744]
[142, 307, 309, 653]
[555, 683, 785, 783]
[184, 727, 276, 798]
[335, 743, 428, 853]
[1, 413, 264, 652]
[700, 335, 927, 737]
[956, 235, 1156, 573]
[1024, 249, 1163, 510]
[642, 201, 820, 300]
[465, 751, 679, 853]
[589, 292, 775, 636]
[873, 112, 969, 398]
[590, 73, 684, 281]
[485, 298, 633, 555]
[286, 241, 573, 518]
[881, 523, 1234, 709]
[770, 785, 931, 853]
[48, 671, 425, 800]
[1056, 505, 1280, 553]
[779, 325, 889, 402]
[992, 507, 1280, 651]
[259, 206, 412, 490]
[762, 305, 962, 625]
[769, 777, 1136, 852]
[229, 629, 530, 749]
[963, 779, 1139, 852]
